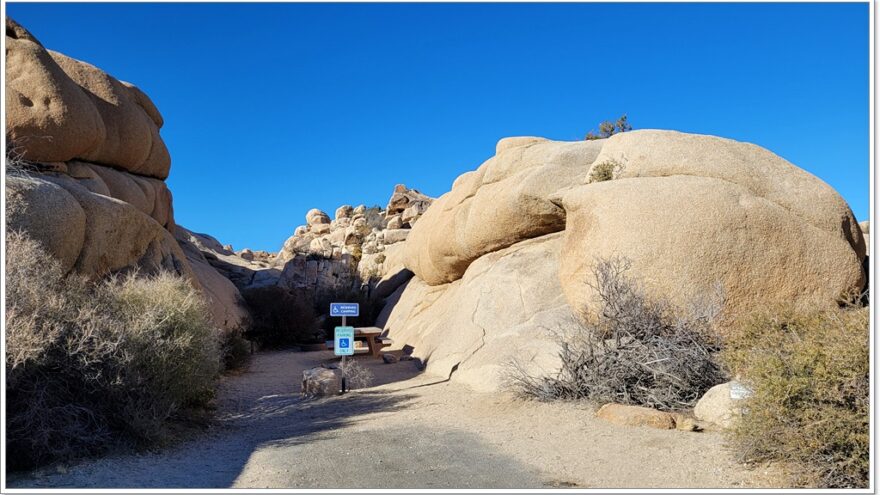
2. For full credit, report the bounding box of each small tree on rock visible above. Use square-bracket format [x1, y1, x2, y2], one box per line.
[585, 114, 632, 140]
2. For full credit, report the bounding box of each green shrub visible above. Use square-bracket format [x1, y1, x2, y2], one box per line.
[6, 231, 219, 470]
[585, 114, 632, 140]
[588, 159, 623, 183]
[242, 286, 322, 347]
[220, 327, 252, 371]
[722, 306, 869, 488]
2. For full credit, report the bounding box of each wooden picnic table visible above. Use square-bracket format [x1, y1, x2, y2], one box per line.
[325, 327, 393, 358]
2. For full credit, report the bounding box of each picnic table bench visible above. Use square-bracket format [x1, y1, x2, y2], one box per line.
[325, 327, 393, 358]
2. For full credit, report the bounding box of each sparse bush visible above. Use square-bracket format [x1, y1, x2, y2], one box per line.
[506, 256, 724, 410]
[362, 205, 387, 230]
[342, 360, 374, 390]
[722, 305, 869, 488]
[242, 286, 322, 347]
[220, 328, 252, 371]
[585, 114, 632, 140]
[6, 232, 219, 470]
[588, 159, 623, 183]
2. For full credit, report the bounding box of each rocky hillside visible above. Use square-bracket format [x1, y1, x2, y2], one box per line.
[5, 18, 247, 331]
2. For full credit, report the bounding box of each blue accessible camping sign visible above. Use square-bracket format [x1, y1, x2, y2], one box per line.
[330, 302, 359, 317]
[334, 326, 355, 356]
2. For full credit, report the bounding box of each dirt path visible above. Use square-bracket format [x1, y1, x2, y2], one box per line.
[8, 349, 770, 489]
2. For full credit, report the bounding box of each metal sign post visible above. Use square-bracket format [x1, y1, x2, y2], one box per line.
[332, 302, 358, 395]
[331, 302, 359, 393]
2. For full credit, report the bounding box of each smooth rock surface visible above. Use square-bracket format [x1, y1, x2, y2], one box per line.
[557, 175, 865, 322]
[404, 137, 604, 285]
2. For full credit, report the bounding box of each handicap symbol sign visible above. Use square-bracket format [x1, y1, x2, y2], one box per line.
[330, 302, 359, 317]
[334, 326, 355, 356]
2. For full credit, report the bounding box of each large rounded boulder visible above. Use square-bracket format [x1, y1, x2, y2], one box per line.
[404, 137, 604, 285]
[557, 130, 865, 322]
[5, 18, 170, 179]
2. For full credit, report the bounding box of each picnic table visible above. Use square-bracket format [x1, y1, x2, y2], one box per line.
[325, 327, 393, 358]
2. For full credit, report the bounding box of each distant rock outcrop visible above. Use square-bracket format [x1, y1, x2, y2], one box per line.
[190, 185, 433, 301]
[4, 18, 246, 331]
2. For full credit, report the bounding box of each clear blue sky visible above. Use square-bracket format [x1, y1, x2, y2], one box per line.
[7, 2, 869, 252]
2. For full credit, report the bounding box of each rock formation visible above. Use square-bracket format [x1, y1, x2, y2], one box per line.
[5, 18, 247, 331]
[6, 17, 865, 394]
[188, 184, 433, 301]
[381, 130, 866, 391]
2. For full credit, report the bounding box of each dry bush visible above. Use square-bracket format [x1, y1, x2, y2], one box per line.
[722, 305, 869, 488]
[6, 232, 219, 470]
[506, 256, 724, 410]
[342, 359, 374, 390]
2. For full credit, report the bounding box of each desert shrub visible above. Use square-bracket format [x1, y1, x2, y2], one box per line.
[6, 232, 219, 470]
[362, 205, 387, 230]
[242, 286, 322, 347]
[585, 114, 632, 140]
[341, 360, 374, 390]
[506, 256, 724, 410]
[220, 327, 252, 371]
[588, 159, 623, 183]
[722, 306, 869, 488]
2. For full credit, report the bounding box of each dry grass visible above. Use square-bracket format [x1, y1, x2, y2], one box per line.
[506, 256, 724, 411]
[6, 231, 219, 470]
[722, 305, 869, 488]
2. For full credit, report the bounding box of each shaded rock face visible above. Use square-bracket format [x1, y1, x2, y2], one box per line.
[378, 233, 576, 392]
[4, 18, 246, 331]
[378, 131, 866, 391]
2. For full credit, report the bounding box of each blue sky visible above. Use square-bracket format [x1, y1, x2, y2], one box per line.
[7, 2, 869, 252]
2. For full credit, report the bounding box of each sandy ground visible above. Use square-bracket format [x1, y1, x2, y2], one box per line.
[7, 349, 776, 489]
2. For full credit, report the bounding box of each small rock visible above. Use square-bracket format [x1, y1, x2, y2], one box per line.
[302, 367, 341, 397]
[335, 205, 354, 220]
[311, 223, 331, 235]
[694, 381, 749, 429]
[383, 229, 410, 244]
[670, 412, 704, 432]
[595, 403, 676, 430]
[306, 208, 331, 226]
[382, 353, 399, 364]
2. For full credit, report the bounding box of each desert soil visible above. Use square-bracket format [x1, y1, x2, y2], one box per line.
[8, 349, 775, 489]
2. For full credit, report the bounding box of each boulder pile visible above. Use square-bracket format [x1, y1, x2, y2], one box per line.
[188, 184, 433, 299]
